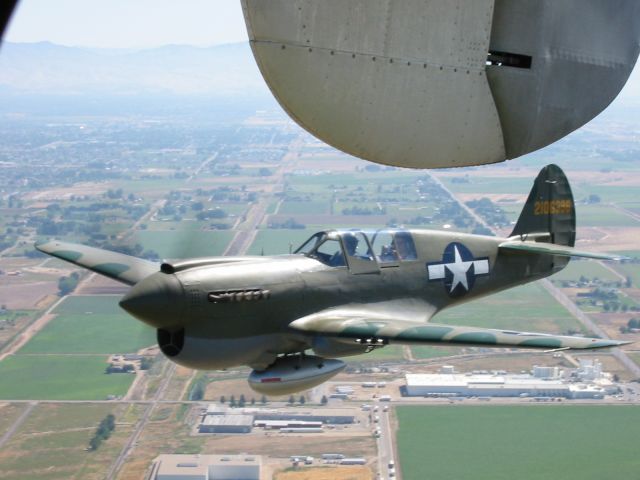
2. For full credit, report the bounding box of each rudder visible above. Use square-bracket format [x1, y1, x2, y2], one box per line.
[510, 164, 576, 247]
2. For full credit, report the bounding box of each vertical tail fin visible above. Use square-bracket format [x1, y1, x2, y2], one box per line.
[510, 164, 576, 247]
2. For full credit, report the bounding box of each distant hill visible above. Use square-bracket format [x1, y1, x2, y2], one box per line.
[0, 41, 269, 96]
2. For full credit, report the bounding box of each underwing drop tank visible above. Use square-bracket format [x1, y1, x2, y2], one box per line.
[248, 355, 345, 395]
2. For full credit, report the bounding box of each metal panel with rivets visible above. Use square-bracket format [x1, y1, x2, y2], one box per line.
[242, 0, 640, 169]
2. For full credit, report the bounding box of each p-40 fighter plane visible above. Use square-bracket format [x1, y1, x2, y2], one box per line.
[36, 165, 629, 394]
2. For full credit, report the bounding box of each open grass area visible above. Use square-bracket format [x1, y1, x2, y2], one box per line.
[397, 405, 640, 480]
[434, 282, 583, 334]
[135, 229, 233, 258]
[19, 312, 155, 354]
[0, 355, 134, 400]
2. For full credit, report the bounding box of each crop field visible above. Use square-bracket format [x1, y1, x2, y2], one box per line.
[433, 282, 583, 334]
[53, 295, 122, 315]
[397, 405, 640, 480]
[550, 260, 621, 283]
[0, 355, 134, 400]
[0, 403, 142, 480]
[135, 229, 233, 258]
[19, 312, 154, 354]
[575, 205, 639, 227]
[279, 200, 330, 215]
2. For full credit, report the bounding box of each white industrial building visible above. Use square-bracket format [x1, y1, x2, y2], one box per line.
[153, 454, 261, 480]
[405, 359, 617, 399]
[198, 415, 253, 434]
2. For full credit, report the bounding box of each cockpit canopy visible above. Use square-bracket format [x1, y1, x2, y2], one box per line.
[295, 229, 417, 271]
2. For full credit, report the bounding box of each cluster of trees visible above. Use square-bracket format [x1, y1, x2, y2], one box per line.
[196, 209, 227, 221]
[342, 205, 386, 216]
[105, 363, 135, 374]
[189, 377, 207, 401]
[620, 318, 640, 334]
[88, 414, 116, 451]
[577, 287, 639, 313]
[220, 394, 265, 407]
[58, 272, 80, 296]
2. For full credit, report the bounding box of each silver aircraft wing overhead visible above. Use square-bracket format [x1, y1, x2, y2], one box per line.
[242, 0, 640, 169]
[289, 305, 630, 350]
[35, 240, 160, 286]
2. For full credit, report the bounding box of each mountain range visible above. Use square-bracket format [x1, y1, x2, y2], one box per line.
[0, 41, 268, 97]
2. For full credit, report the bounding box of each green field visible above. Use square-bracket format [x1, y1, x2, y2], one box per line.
[612, 262, 640, 288]
[53, 295, 122, 315]
[19, 312, 155, 354]
[347, 345, 405, 363]
[0, 355, 134, 400]
[410, 346, 460, 360]
[575, 204, 639, 227]
[434, 283, 583, 334]
[397, 405, 640, 480]
[550, 260, 621, 283]
[135, 229, 233, 258]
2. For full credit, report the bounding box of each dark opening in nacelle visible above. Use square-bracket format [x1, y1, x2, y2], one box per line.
[487, 51, 532, 69]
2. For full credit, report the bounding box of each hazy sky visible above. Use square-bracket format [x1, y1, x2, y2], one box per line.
[5, 0, 248, 48]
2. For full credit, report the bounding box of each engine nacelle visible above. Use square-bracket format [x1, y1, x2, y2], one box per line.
[248, 355, 345, 395]
[157, 329, 278, 371]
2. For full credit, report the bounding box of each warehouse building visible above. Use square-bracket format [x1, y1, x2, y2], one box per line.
[203, 405, 355, 425]
[198, 415, 254, 434]
[405, 373, 608, 399]
[153, 454, 261, 480]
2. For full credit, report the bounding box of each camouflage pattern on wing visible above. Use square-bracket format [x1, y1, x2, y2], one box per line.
[499, 241, 626, 261]
[289, 307, 629, 350]
[35, 240, 159, 286]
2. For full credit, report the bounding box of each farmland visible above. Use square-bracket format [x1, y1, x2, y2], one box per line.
[397, 405, 640, 480]
[0, 355, 134, 400]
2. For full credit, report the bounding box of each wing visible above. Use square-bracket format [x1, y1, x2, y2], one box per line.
[499, 241, 626, 261]
[289, 306, 629, 350]
[36, 240, 159, 286]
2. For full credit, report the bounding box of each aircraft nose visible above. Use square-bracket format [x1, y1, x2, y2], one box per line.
[119, 272, 185, 329]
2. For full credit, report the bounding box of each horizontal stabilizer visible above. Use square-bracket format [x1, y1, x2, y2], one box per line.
[290, 308, 630, 350]
[499, 241, 626, 261]
[35, 240, 159, 286]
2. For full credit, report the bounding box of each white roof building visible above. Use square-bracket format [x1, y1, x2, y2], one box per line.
[154, 454, 261, 480]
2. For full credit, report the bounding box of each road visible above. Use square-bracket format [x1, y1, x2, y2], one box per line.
[0, 402, 36, 449]
[105, 362, 176, 480]
[376, 404, 396, 480]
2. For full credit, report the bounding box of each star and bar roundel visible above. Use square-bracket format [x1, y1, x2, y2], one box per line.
[427, 242, 490, 298]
